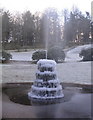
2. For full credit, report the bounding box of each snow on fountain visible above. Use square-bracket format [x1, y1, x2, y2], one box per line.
[28, 59, 64, 104]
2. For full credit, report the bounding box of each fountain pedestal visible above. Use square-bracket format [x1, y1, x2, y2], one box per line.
[28, 59, 64, 104]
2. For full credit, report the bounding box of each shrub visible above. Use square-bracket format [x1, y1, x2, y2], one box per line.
[79, 48, 93, 61]
[47, 46, 65, 63]
[0, 51, 12, 63]
[32, 50, 46, 61]
[32, 46, 65, 63]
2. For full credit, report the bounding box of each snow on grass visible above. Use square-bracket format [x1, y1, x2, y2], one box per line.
[1, 44, 92, 84]
[1, 61, 91, 84]
[10, 44, 92, 62]
[10, 51, 34, 61]
[65, 44, 93, 62]
[57, 62, 91, 85]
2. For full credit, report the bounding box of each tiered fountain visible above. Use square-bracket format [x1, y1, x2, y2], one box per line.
[28, 13, 64, 105]
[28, 59, 64, 104]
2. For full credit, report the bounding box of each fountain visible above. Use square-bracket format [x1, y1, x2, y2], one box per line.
[28, 10, 64, 105]
[28, 59, 64, 104]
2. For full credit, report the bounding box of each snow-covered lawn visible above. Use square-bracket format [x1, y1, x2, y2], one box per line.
[10, 44, 93, 62]
[1, 44, 92, 84]
[57, 62, 91, 85]
[1, 61, 91, 84]
[10, 50, 35, 61]
[65, 44, 93, 62]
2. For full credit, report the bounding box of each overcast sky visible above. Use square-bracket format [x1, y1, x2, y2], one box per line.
[0, 0, 92, 14]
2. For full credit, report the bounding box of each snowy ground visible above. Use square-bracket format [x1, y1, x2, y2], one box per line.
[10, 44, 93, 62]
[10, 50, 35, 61]
[1, 45, 92, 119]
[1, 61, 91, 84]
[65, 44, 93, 62]
[1, 44, 92, 84]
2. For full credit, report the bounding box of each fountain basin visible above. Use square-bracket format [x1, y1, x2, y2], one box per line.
[3, 83, 82, 106]
[2, 83, 92, 118]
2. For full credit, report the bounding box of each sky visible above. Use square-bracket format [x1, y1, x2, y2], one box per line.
[0, 0, 92, 14]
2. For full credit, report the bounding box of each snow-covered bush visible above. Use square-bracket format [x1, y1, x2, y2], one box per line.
[48, 46, 65, 63]
[79, 48, 93, 61]
[32, 47, 65, 63]
[0, 51, 12, 63]
[32, 50, 46, 61]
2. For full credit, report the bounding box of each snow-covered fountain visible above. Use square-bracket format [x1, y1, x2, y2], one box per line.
[28, 11, 64, 104]
[28, 59, 64, 104]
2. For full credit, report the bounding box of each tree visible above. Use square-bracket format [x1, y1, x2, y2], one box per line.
[41, 8, 62, 48]
[2, 11, 12, 48]
[33, 12, 43, 46]
[83, 12, 91, 43]
[11, 13, 23, 50]
[63, 11, 77, 46]
[22, 11, 35, 46]
[63, 7, 91, 46]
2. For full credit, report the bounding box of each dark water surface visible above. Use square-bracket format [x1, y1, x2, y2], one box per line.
[2, 83, 92, 118]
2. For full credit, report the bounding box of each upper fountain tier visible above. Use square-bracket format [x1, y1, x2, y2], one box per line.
[37, 59, 56, 72]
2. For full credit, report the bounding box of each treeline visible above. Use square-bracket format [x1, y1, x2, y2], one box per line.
[0, 7, 93, 50]
[64, 9, 92, 46]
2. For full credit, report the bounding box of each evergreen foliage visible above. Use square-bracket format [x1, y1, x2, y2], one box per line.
[32, 46, 65, 63]
[79, 48, 93, 61]
[0, 51, 12, 63]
